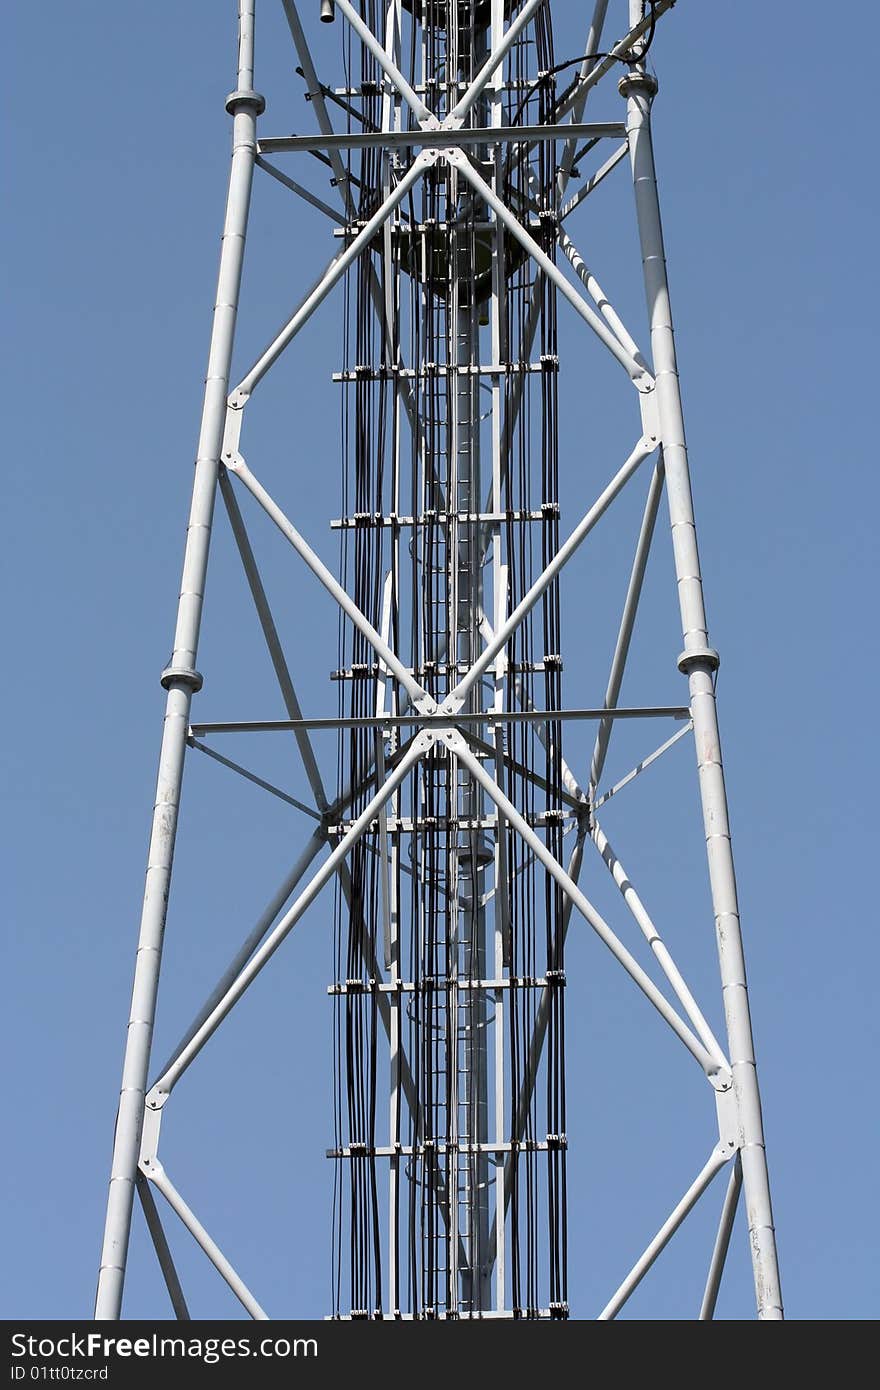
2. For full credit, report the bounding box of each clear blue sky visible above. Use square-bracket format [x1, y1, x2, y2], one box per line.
[4, 2, 877, 1321]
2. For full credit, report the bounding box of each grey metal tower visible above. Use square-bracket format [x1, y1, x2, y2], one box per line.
[96, 0, 783, 1320]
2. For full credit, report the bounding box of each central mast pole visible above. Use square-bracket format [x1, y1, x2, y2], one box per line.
[451, 9, 492, 1316]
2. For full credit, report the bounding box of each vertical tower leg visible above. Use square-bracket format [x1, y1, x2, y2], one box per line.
[94, 1, 263, 1320]
[621, 54, 783, 1318]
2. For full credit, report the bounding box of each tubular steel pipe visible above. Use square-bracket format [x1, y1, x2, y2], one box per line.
[598, 1147, 729, 1320]
[449, 150, 650, 386]
[623, 58, 783, 1318]
[590, 820, 729, 1070]
[589, 456, 665, 794]
[448, 0, 546, 126]
[700, 1153, 743, 1319]
[94, 2, 261, 1320]
[234, 154, 430, 398]
[219, 468, 329, 809]
[135, 1173, 190, 1320]
[153, 829, 325, 1085]
[227, 455, 431, 709]
[146, 1165, 268, 1320]
[448, 437, 656, 709]
[556, 0, 610, 196]
[151, 739, 426, 1099]
[557, 224, 646, 365]
[333, 0, 433, 126]
[555, 0, 676, 124]
[450, 734, 719, 1076]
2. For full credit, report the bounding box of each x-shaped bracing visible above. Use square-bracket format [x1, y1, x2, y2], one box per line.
[134, 0, 741, 1322]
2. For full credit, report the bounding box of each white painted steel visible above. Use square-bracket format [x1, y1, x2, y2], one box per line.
[227, 455, 431, 708]
[449, 149, 651, 386]
[700, 1153, 743, 1319]
[590, 820, 730, 1070]
[555, 0, 610, 197]
[334, 0, 433, 125]
[592, 720, 692, 810]
[559, 141, 629, 221]
[448, 438, 656, 708]
[447, 0, 545, 126]
[555, 0, 677, 123]
[94, 1, 261, 1320]
[234, 154, 430, 397]
[100, 1, 782, 1323]
[450, 733, 720, 1076]
[146, 1164, 268, 1320]
[623, 55, 783, 1319]
[135, 1173, 190, 1320]
[598, 1147, 730, 1320]
[556, 224, 646, 364]
[154, 829, 325, 1084]
[589, 457, 665, 795]
[151, 738, 426, 1098]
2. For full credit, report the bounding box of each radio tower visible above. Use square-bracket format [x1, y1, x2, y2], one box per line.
[96, 1, 782, 1320]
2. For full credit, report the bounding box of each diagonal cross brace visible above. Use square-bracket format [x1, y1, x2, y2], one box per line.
[446, 730, 721, 1078]
[226, 454, 434, 712]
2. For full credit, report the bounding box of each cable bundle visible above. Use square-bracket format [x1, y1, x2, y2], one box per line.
[331, 0, 567, 1319]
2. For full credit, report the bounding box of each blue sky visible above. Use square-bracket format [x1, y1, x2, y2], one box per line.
[4, 2, 877, 1321]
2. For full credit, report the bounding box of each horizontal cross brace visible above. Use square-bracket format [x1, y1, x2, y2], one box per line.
[259, 122, 626, 155]
[328, 1138, 565, 1159]
[330, 507, 555, 529]
[331, 362, 556, 381]
[190, 707, 689, 735]
[327, 808, 569, 834]
[332, 1309, 563, 1321]
[328, 976, 561, 995]
[331, 659, 559, 680]
[329, 76, 568, 96]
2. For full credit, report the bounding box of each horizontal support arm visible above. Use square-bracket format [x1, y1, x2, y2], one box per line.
[190, 705, 689, 736]
[257, 122, 626, 154]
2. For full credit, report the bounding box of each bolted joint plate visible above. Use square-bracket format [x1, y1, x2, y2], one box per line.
[145, 1083, 169, 1111]
[138, 1101, 163, 1171]
[638, 388, 661, 443]
[714, 1078, 739, 1155]
[222, 401, 246, 461]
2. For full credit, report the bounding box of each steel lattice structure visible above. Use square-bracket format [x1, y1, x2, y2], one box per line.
[96, 0, 783, 1321]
